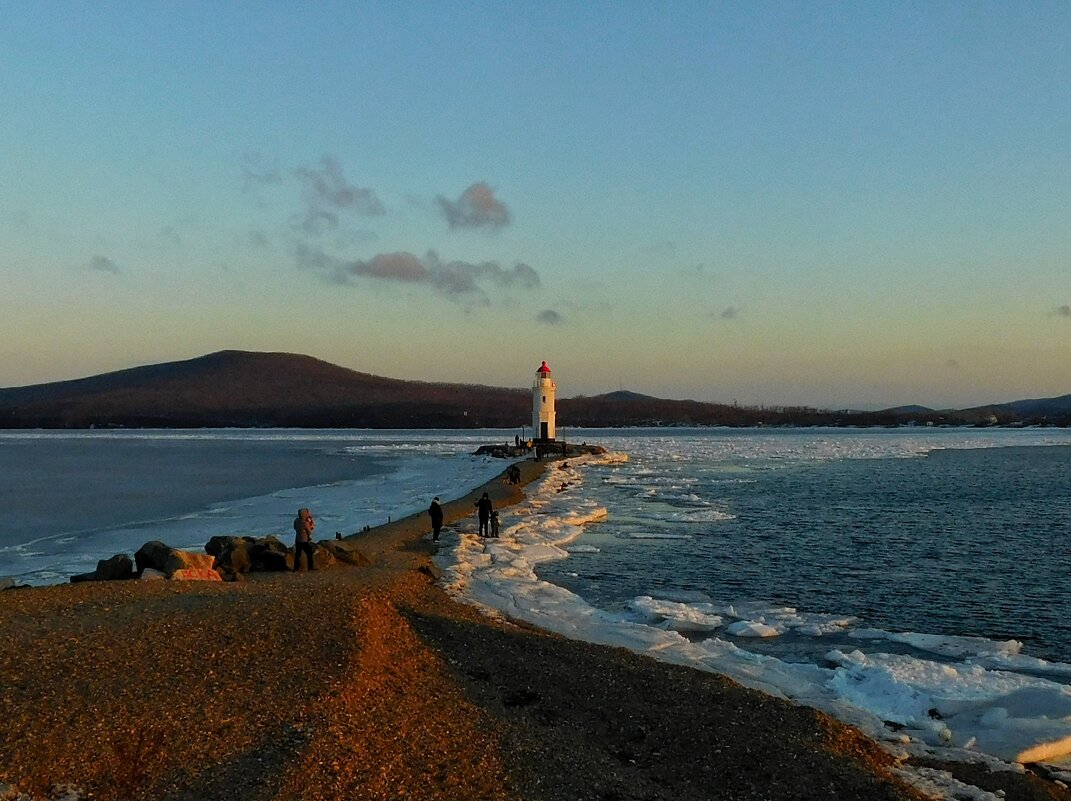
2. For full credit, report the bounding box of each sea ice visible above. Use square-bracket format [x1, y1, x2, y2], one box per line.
[438, 446, 1071, 770]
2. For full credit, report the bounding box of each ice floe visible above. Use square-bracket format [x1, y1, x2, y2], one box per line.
[437, 450, 1071, 775]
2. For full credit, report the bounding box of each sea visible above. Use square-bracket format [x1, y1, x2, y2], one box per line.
[4, 426, 1071, 772]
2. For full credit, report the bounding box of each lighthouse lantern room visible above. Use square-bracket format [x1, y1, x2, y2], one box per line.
[532, 360, 556, 442]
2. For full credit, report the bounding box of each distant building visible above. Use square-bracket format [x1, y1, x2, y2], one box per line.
[532, 360, 556, 441]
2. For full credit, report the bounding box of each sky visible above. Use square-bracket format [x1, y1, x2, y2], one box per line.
[1, 2, 1070, 410]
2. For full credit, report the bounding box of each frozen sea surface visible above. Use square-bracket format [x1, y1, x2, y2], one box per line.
[436, 428, 1071, 772]
[0, 429, 507, 584]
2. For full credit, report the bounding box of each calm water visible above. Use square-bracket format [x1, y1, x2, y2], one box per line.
[541, 429, 1071, 663]
[0, 429, 505, 584]
[5, 427, 1070, 666]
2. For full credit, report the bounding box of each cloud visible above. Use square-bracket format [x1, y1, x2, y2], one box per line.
[87, 255, 121, 275]
[1054, 305, 1071, 318]
[437, 182, 511, 229]
[351, 252, 428, 283]
[298, 209, 340, 234]
[720, 306, 739, 320]
[640, 240, 676, 258]
[160, 226, 182, 246]
[537, 309, 564, 325]
[240, 152, 283, 190]
[296, 246, 539, 302]
[295, 155, 383, 215]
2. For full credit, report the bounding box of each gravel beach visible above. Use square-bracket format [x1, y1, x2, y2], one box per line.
[1, 459, 1067, 801]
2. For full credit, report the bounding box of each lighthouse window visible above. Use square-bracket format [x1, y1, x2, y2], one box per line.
[542, 396, 546, 403]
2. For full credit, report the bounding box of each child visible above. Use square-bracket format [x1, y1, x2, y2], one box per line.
[490, 510, 500, 538]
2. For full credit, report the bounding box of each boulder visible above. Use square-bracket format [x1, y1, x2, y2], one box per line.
[169, 567, 223, 581]
[135, 540, 173, 574]
[138, 568, 166, 581]
[249, 535, 290, 572]
[318, 540, 372, 567]
[95, 553, 134, 581]
[0, 577, 15, 591]
[308, 543, 337, 569]
[163, 549, 215, 577]
[205, 535, 252, 557]
[213, 539, 252, 580]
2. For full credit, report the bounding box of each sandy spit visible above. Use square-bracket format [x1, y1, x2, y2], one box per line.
[1, 457, 1066, 801]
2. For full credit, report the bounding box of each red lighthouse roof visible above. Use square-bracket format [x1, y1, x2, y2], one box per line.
[536, 360, 552, 374]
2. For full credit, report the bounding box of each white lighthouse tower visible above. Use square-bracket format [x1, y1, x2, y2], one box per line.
[532, 360, 556, 442]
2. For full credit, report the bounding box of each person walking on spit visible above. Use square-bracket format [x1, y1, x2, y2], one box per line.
[428, 496, 444, 542]
[293, 507, 315, 572]
[475, 492, 493, 537]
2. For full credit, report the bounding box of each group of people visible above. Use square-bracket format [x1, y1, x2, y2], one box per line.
[427, 491, 500, 541]
[291, 473, 516, 569]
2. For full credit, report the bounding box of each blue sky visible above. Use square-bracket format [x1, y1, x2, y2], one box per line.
[2, 2, 1069, 408]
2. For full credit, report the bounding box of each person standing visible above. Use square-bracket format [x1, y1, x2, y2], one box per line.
[475, 492, 493, 537]
[428, 496, 444, 542]
[292, 507, 316, 572]
[490, 510, 500, 538]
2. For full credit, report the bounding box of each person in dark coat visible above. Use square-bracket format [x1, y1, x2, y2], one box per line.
[428, 496, 444, 542]
[475, 492, 493, 537]
[292, 507, 315, 572]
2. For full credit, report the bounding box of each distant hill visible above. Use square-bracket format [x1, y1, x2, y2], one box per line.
[996, 394, 1071, 418]
[0, 350, 529, 429]
[1, 350, 1069, 429]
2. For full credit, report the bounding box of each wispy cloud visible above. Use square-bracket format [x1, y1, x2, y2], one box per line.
[437, 182, 511, 229]
[159, 226, 182, 246]
[295, 155, 383, 215]
[88, 255, 121, 275]
[640, 240, 676, 258]
[240, 152, 283, 190]
[537, 309, 564, 325]
[291, 155, 384, 235]
[296, 246, 539, 303]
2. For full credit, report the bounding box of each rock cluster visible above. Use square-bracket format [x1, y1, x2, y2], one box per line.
[65, 533, 371, 584]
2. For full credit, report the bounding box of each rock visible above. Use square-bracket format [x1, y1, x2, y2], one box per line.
[0, 577, 15, 591]
[163, 549, 215, 577]
[95, 553, 133, 581]
[318, 540, 372, 567]
[249, 535, 290, 572]
[418, 563, 443, 581]
[205, 535, 253, 557]
[169, 567, 223, 581]
[213, 539, 252, 580]
[70, 571, 97, 583]
[138, 568, 166, 581]
[135, 540, 173, 573]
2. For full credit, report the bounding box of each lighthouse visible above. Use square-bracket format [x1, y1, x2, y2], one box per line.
[532, 360, 556, 442]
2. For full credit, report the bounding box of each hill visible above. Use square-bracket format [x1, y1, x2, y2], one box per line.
[1, 351, 1069, 428]
[0, 351, 529, 428]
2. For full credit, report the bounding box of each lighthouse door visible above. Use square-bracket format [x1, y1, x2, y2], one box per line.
[540, 422, 549, 440]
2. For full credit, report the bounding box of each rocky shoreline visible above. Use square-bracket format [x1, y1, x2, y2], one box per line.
[2, 457, 1069, 800]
